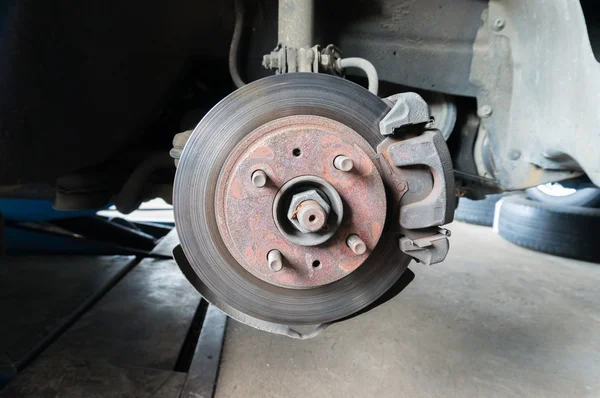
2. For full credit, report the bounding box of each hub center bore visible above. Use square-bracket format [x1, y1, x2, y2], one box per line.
[274, 175, 344, 246]
[215, 115, 387, 289]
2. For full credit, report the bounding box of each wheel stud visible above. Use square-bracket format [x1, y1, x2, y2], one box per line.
[251, 170, 268, 188]
[267, 250, 283, 271]
[333, 155, 354, 172]
[346, 234, 367, 255]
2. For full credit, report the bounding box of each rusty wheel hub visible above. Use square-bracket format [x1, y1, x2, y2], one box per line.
[216, 115, 387, 288]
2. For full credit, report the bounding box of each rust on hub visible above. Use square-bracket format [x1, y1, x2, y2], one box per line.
[215, 115, 387, 289]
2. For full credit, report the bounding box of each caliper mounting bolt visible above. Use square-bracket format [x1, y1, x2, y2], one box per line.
[346, 234, 367, 255]
[477, 105, 493, 118]
[251, 170, 268, 188]
[492, 18, 506, 31]
[267, 250, 283, 272]
[333, 155, 354, 172]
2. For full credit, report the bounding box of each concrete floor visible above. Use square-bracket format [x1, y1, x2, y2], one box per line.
[216, 222, 600, 398]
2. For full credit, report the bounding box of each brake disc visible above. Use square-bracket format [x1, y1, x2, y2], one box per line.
[174, 73, 454, 330]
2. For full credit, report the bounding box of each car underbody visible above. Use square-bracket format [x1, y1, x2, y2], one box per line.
[0, 0, 598, 337]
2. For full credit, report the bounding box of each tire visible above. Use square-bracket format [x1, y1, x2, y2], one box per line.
[454, 194, 504, 226]
[526, 186, 600, 207]
[495, 195, 600, 262]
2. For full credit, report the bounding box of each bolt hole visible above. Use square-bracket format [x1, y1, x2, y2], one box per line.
[309, 215, 316, 222]
[292, 148, 302, 157]
[393, 50, 397, 56]
[207, 355, 214, 360]
[312, 260, 321, 268]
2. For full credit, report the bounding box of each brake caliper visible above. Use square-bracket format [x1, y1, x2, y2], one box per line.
[377, 92, 456, 265]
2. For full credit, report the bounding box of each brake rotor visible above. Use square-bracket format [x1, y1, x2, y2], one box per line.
[174, 73, 411, 325]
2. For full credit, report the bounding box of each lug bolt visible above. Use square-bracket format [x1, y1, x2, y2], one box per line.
[346, 234, 367, 255]
[251, 170, 268, 188]
[333, 155, 354, 172]
[267, 250, 283, 272]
